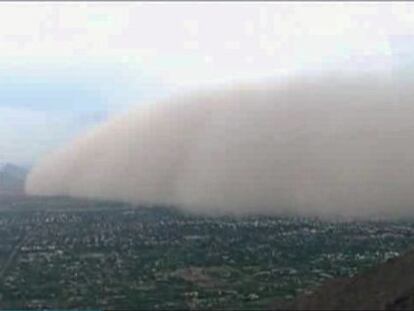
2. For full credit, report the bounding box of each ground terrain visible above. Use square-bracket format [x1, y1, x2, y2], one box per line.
[0, 195, 414, 309]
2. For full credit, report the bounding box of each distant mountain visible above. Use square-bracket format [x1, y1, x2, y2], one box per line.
[276, 248, 414, 310]
[0, 163, 28, 195]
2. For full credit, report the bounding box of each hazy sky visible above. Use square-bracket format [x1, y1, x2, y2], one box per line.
[1, 2, 414, 166]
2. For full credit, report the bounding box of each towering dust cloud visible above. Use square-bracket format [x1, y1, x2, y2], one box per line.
[26, 72, 414, 219]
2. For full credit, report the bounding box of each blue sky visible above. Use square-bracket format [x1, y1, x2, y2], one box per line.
[1, 2, 414, 166]
[0, 74, 105, 113]
[0, 60, 167, 113]
[0, 60, 169, 166]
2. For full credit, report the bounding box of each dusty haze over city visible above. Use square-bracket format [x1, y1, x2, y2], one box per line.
[3, 3, 414, 310]
[1, 2, 414, 219]
[26, 71, 414, 219]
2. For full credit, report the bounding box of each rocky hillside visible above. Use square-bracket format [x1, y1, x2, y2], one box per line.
[276, 248, 414, 310]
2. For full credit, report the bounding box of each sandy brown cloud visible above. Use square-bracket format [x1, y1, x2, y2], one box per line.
[26, 71, 414, 219]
